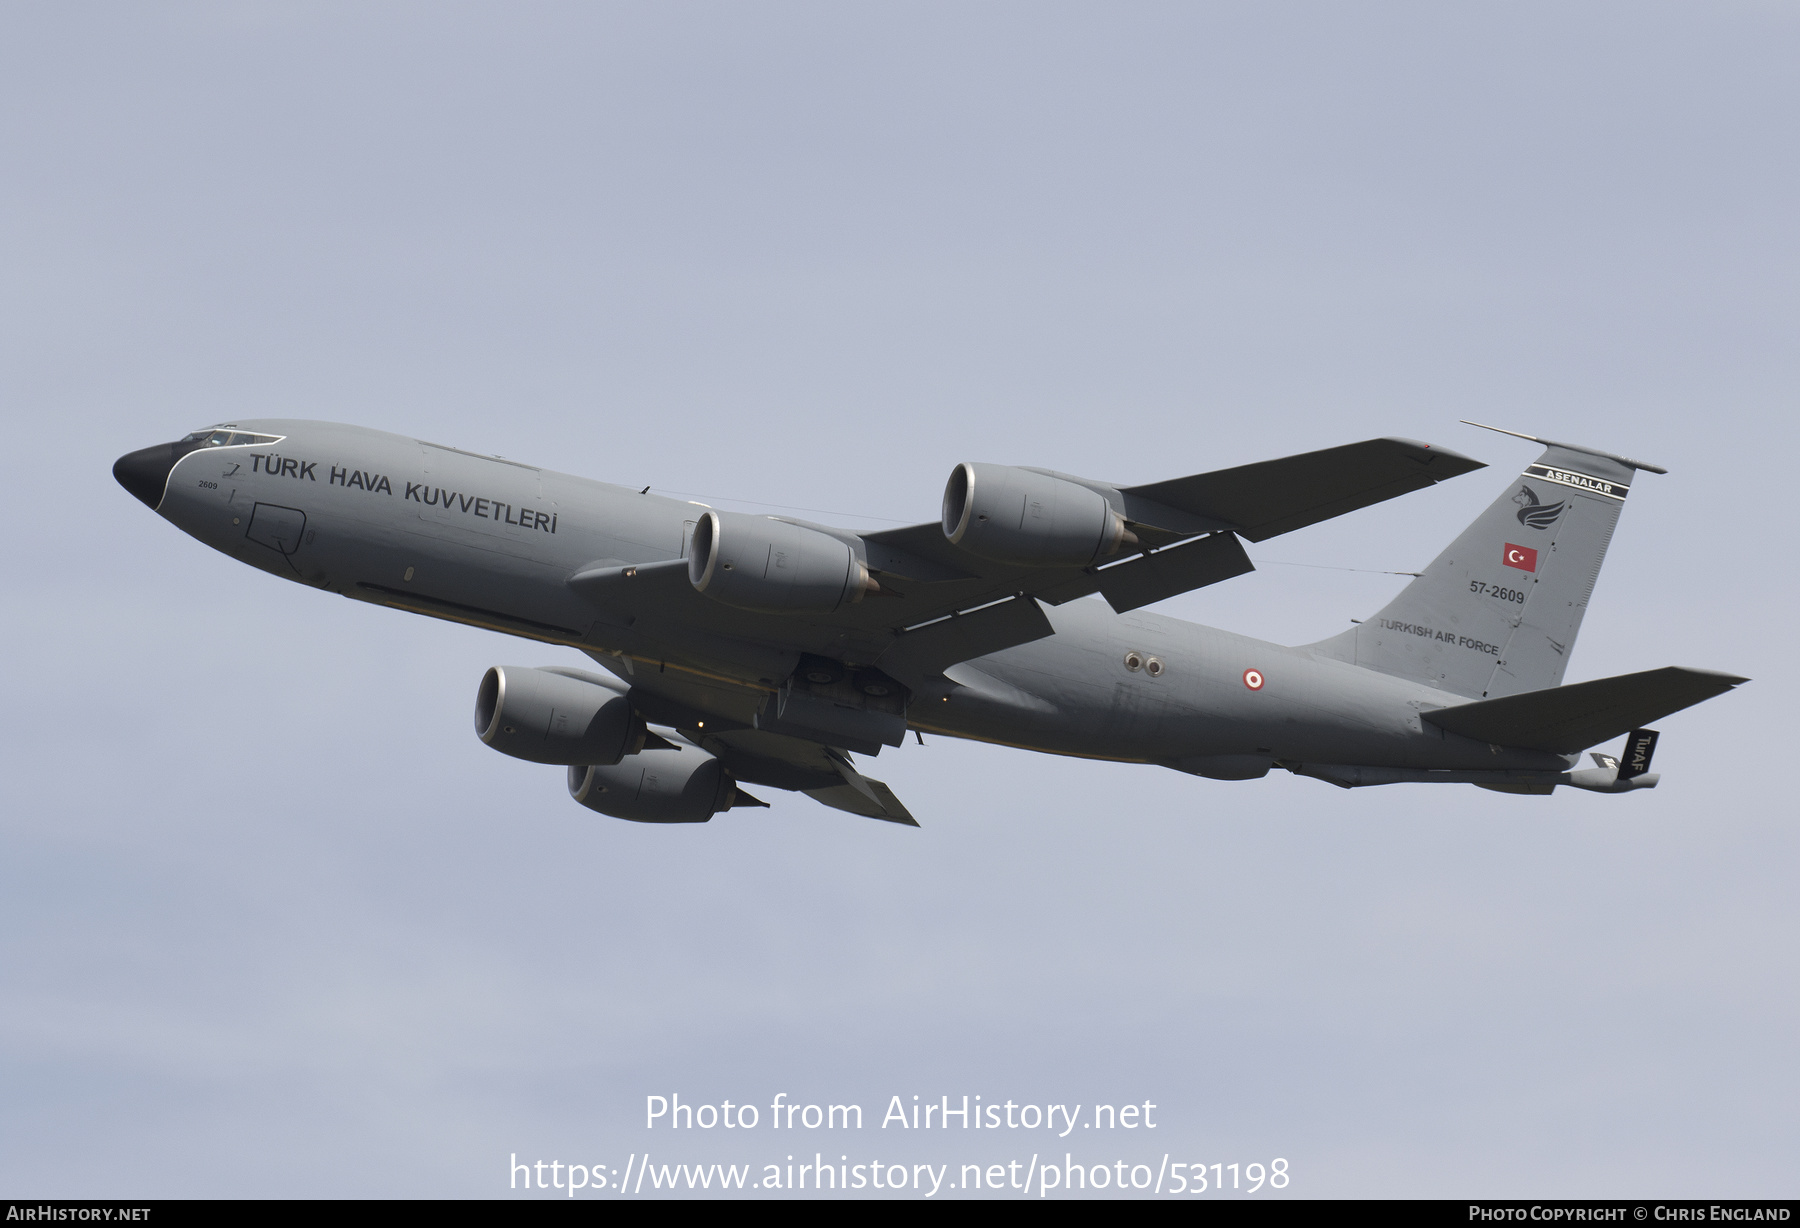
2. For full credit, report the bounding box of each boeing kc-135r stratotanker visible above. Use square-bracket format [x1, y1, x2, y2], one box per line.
[114, 421, 1744, 825]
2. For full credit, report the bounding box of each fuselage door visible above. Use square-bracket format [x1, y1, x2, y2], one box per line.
[245, 501, 307, 572]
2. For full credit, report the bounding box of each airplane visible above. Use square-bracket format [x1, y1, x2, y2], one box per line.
[113, 420, 1745, 825]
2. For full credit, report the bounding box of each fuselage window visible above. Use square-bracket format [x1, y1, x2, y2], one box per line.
[181, 428, 283, 448]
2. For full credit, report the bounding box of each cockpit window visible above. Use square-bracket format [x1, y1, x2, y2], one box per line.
[181, 427, 284, 448]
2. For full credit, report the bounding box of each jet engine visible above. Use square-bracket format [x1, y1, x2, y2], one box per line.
[688, 509, 878, 613]
[941, 463, 1134, 567]
[475, 666, 646, 765]
[567, 747, 746, 823]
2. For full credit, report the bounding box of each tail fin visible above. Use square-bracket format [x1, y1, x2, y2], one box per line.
[1617, 728, 1660, 779]
[1312, 429, 1661, 699]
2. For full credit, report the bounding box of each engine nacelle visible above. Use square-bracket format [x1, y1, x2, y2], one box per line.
[475, 666, 645, 765]
[688, 509, 877, 613]
[941, 463, 1133, 567]
[567, 748, 741, 823]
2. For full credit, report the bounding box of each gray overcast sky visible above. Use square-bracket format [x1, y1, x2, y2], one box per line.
[1, 1, 1795, 1198]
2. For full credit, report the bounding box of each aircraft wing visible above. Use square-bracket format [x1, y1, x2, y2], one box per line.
[1119, 435, 1483, 543]
[570, 436, 1483, 691]
[685, 726, 918, 825]
[860, 434, 1480, 606]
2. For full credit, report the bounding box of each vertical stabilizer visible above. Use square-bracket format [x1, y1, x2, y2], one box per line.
[1312, 438, 1653, 699]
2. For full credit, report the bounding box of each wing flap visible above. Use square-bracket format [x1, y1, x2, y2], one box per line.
[1091, 532, 1255, 613]
[803, 780, 919, 826]
[695, 728, 919, 824]
[1422, 666, 1748, 753]
[876, 596, 1055, 688]
[697, 727, 846, 790]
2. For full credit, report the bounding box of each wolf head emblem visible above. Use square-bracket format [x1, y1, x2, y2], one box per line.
[1513, 485, 1565, 530]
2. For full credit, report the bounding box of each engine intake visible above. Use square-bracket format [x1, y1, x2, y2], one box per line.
[942, 463, 1133, 567]
[567, 747, 743, 823]
[475, 666, 645, 765]
[688, 510, 877, 614]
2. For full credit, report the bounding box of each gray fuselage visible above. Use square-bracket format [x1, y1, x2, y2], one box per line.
[126, 420, 1571, 780]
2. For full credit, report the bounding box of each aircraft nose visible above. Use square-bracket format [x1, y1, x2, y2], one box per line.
[113, 443, 181, 510]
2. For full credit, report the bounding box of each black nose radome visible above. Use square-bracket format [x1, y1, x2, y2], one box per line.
[113, 443, 184, 510]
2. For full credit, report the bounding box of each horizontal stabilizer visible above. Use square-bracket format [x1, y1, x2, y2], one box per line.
[1125, 437, 1484, 543]
[1423, 667, 1748, 753]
